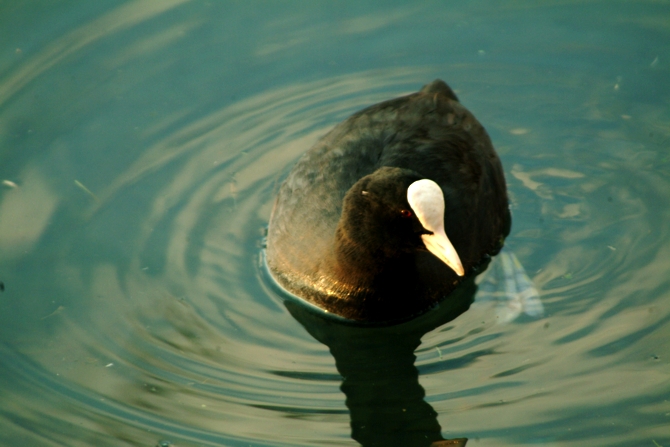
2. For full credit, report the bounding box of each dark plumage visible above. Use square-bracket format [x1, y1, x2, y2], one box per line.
[266, 80, 510, 323]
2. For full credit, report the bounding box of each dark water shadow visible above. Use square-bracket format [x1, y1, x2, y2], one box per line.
[285, 277, 480, 447]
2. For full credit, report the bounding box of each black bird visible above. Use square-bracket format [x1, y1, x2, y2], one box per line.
[266, 79, 510, 323]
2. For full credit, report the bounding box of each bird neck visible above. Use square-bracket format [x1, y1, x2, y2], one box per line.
[330, 224, 406, 292]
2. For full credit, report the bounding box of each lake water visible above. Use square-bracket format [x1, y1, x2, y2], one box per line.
[0, 2, 669, 446]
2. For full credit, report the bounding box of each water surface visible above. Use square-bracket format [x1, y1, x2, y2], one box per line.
[0, 1, 669, 446]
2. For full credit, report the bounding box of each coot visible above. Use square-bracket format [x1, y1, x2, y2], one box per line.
[266, 79, 510, 323]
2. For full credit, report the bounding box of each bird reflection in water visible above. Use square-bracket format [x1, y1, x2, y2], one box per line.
[285, 275, 480, 447]
[280, 249, 542, 447]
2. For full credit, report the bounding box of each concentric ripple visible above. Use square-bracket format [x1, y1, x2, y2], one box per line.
[1, 8, 669, 443]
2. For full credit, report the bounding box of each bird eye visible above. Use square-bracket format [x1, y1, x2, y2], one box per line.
[400, 209, 412, 218]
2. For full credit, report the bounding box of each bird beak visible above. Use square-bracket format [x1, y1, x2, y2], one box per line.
[407, 179, 465, 277]
[421, 229, 465, 276]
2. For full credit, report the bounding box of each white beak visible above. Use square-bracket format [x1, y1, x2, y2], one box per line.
[420, 229, 465, 276]
[407, 179, 465, 277]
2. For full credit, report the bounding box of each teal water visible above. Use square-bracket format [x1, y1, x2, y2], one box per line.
[0, 2, 669, 446]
